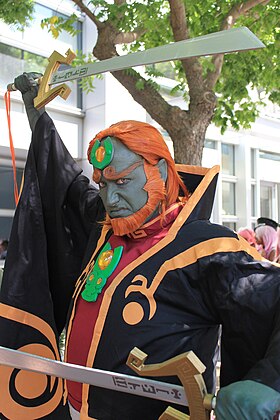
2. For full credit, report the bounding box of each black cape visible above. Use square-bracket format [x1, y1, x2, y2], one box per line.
[0, 113, 104, 419]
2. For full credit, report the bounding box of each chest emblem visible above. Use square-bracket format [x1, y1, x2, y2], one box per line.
[81, 242, 123, 302]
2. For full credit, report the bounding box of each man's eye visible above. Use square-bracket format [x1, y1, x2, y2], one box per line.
[116, 178, 129, 185]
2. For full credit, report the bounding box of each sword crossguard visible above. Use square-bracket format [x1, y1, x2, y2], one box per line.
[127, 347, 215, 420]
[33, 49, 76, 109]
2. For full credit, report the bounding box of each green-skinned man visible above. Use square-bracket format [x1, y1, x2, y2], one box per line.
[0, 72, 279, 420]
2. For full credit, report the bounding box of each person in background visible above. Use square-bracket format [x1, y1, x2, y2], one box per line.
[237, 227, 256, 248]
[0, 239, 8, 260]
[275, 227, 280, 263]
[254, 217, 279, 262]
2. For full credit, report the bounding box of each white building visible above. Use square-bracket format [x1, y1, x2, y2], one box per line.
[0, 0, 279, 239]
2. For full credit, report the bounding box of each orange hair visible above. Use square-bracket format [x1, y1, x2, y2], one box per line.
[88, 120, 188, 205]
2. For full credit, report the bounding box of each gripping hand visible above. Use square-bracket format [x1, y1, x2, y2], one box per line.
[14, 72, 45, 132]
[215, 380, 280, 420]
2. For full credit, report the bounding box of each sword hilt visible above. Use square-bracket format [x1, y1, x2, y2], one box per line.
[7, 78, 42, 93]
[127, 347, 214, 420]
[6, 49, 75, 108]
[7, 83, 17, 92]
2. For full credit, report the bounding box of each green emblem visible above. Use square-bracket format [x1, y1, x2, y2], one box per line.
[90, 137, 113, 169]
[81, 242, 123, 302]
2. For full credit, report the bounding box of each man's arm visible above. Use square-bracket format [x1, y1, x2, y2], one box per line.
[14, 72, 45, 132]
[198, 231, 280, 419]
[13, 72, 105, 332]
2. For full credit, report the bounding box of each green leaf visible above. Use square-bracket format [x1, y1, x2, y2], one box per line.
[0, 0, 34, 29]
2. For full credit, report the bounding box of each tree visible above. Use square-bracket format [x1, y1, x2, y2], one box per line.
[2, 0, 279, 165]
[0, 0, 34, 28]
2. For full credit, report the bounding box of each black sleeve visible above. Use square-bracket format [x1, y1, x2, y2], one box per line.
[32, 113, 105, 332]
[199, 230, 280, 392]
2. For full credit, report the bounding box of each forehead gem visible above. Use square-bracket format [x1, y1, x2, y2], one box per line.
[90, 137, 114, 169]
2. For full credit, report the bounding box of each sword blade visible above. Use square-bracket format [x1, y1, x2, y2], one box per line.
[50, 27, 264, 85]
[0, 346, 188, 406]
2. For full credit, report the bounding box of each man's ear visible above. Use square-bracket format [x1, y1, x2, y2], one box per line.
[157, 159, 167, 182]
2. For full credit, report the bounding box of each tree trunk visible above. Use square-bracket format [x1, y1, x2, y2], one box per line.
[164, 96, 217, 165]
[169, 114, 211, 165]
[112, 69, 216, 165]
[92, 13, 217, 166]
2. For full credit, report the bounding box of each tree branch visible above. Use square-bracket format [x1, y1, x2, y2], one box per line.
[112, 68, 182, 129]
[112, 0, 140, 45]
[168, 0, 205, 108]
[205, 54, 225, 90]
[71, 0, 103, 29]
[222, 0, 271, 29]
[168, 0, 189, 40]
[205, 0, 271, 89]
[115, 28, 146, 44]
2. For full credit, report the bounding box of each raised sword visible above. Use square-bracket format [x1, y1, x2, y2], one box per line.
[7, 27, 264, 109]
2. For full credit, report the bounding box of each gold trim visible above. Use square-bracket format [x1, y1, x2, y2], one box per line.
[72, 165, 221, 418]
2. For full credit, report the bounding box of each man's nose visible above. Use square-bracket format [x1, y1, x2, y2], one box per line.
[106, 184, 120, 206]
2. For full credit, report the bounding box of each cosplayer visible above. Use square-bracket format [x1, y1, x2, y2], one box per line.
[237, 227, 257, 248]
[254, 217, 279, 262]
[1, 72, 280, 420]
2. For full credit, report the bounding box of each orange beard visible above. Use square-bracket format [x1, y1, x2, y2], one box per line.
[105, 162, 166, 236]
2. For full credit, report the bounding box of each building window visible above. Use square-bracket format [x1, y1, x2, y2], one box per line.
[204, 139, 216, 149]
[0, 43, 49, 87]
[0, 216, 14, 240]
[260, 184, 273, 218]
[0, 43, 80, 108]
[222, 181, 236, 215]
[278, 185, 280, 220]
[251, 148, 256, 178]
[221, 143, 235, 175]
[251, 184, 256, 217]
[259, 150, 280, 161]
[221, 143, 236, 226]
[0, 3, 82, 108]
[222, 221, 236, 231]
[0, 165, 24, 239]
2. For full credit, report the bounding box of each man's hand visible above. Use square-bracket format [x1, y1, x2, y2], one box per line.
[14, 72, 42, 95]
[215, 380, 280, 420]
[14, 72, 44, 132]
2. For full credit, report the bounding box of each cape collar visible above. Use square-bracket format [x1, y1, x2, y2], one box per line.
[126, 202, 183, 239]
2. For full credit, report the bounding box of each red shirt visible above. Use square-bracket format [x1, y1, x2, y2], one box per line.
[66, 203, 182, 411]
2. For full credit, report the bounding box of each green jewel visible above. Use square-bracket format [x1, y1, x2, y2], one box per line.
[81, 242, 123, 302]
[90, 137, 113, 169]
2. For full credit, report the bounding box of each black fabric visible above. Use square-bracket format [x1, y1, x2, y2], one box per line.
[0, 113, 104, 419]
[1, 113, 280, 419]
[63, 218, 280, 420]
[32, 114, 104, 332]
[178, 171, 204, 194]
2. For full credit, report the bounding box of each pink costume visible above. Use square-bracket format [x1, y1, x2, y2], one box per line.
[238, 228, 256, 247]
[255, 225, 278, 261]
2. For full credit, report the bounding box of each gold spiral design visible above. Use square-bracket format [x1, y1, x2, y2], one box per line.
[0, 343, 63, 420]
[0, 303, 64, 419]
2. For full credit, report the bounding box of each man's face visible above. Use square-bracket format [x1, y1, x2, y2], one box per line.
[98, 137, 148, 219]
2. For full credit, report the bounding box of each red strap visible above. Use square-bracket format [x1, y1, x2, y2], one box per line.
[4, 91, 19, 205]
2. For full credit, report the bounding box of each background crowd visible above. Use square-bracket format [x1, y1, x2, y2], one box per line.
[238, 217, 280, 262]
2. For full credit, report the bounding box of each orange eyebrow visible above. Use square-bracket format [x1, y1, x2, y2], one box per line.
[102, 161, 143, 181]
